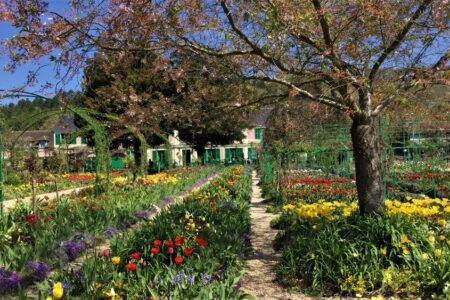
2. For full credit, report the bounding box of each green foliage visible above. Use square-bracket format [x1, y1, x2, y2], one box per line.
[275, 213, 450, 298]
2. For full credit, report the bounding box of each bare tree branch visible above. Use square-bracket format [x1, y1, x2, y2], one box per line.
[368, 0, 433, 84]
[244, 75, 350, 111]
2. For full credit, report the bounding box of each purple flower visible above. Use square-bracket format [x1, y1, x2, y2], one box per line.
[235, 279, 243, 290]
[104, 226, 118, 238]
[171, 270, 185, 285]
[134, 210, 150, 219]
[0, 267, 21, 292]
[26, 261, 50, 281]
[73, 232, 94, 248]
[200, 273, 212, 285]
[185, 275, 195, 285]
[160, 197, 174, 206]
[118, 220, 133, 229]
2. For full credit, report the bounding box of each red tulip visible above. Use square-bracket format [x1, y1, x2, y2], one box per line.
[164, 240, 173, 247]
[174, 256, 183, 265]
[168, 247, 174, 254]
[150, 247, 160, 254]
[25, 213, 38, 225]
[131, 252, 141, 259]
[174, 236, 185, 247]
[153, 239, 162, 247]
[183, 247, 194, 256]
[126, 262, 137, 271]
[196, 238, 206, 247]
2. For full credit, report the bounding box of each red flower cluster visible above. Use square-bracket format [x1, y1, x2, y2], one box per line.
[65, 174, 94, 182]
[25, 213, 38, 225]
[407, 172, 446, 180]
[280, 177, 351, 186]
[147, 236, 207, 265]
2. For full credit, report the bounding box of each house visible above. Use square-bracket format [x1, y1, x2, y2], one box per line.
[8, 115, 90, 158]
[147, 107, 272, 168]
[53, 115, 89, 149]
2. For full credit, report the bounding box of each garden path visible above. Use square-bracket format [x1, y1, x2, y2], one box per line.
[2, 186, 90, 212]
[242, 171, 312, 300]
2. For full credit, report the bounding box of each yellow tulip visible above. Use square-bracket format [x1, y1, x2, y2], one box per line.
[52, 282, 64, 299]
[111, 256, 121, 264]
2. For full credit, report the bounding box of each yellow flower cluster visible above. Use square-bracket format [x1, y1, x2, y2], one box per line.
[386, 197, 449, 220]
[283, 200, 358, 219]
[284, 197, 450, 222]
[142, 173, 178, 184]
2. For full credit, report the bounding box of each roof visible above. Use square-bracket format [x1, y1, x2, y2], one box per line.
[52, 115, 79, 134]
[250, 107, 273, 127]
[11, 130, 54, 146]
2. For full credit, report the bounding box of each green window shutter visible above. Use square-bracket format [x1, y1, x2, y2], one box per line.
[55, 133, 61, 145]
[81, 136, 87, 144]
[215, 149, 220, 161]
[152, 151, 158, 162]
[225, 148, 231, 160]
[255, 128, 262, 140]
[70, 137, 76, 144]
[205, 150, 209, 163]
[248, 148, 252, 159]
[237, 148, 243, 160]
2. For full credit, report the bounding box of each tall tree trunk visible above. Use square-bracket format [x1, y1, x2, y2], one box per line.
[132, 138, 142, 175]
[351, 115, 385, 214]
[196, 145, 206, 165]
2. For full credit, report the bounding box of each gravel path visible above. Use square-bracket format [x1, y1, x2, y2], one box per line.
[242, 171, 312, 300]
[2, 186, 89, 212]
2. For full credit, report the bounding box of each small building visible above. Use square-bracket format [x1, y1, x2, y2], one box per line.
[147, 107, 272, 167]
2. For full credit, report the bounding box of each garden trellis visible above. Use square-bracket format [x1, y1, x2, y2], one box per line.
[261, 117, 450, 201]
[0, 95, 153, 216]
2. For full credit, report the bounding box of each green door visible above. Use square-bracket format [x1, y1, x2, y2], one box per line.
[111, 155, 125, 170]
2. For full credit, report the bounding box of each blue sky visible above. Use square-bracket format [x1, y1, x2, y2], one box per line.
[0, 1, 80, 105]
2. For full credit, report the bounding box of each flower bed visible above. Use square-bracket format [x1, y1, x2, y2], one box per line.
[387, 171, 450, 198]
[0, 166, 223, 296]
[37, 166, 252, 299]
[274, 196, 450, 297]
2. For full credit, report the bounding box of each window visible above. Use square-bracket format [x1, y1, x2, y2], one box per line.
[55, 133, 62, 145]
[255, 128, 262, 140]
[38, 141, 48, 149]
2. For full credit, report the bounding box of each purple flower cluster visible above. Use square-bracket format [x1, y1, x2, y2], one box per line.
[159, 197, 174, 206]
[26, 261, 50, 282]
[200, 273, 212, 285]
[0, 267, 21, 292]
[54, 240, 86, 263]
[118, 219, 133, 229]
[73, 232, 94, 247]
[186, 172, 218, 193]
[103, 226, 118, 239]
[134, 209, 150, 220]
[171, 270, 185, 285]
